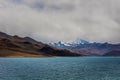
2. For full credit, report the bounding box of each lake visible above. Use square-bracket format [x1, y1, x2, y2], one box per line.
[0, 57, 120, 80]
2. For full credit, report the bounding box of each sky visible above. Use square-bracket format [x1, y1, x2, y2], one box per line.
[0, 0, 120, 43]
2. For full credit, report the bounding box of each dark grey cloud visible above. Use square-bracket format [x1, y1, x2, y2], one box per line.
[0, 0, 120, 43]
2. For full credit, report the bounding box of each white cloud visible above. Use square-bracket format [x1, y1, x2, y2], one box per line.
[0, 0, 120, 43]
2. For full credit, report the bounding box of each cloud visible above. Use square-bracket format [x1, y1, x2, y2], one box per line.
[0, 0, 120, 43]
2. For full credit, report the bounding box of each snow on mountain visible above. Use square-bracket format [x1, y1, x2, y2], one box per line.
[49, 39, 90, 48]
[49, 39, 120, 56]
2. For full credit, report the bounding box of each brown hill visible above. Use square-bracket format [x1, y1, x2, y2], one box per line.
[0, 32, 81, 57]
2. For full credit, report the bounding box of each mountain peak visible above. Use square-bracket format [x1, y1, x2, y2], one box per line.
[49, 39, 90, 48]
[73, 39, 90, 44]
[0, 31, 11, 38]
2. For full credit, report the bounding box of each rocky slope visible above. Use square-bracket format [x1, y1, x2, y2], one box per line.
[0, 32, 81, 57]
[104, 51, 120, 56]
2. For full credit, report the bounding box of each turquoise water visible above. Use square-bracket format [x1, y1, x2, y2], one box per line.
[0, 57, 120, 80]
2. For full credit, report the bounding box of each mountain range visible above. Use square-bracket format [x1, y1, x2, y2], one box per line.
[0, 31, 120, 57]
[0, 32, 81, 57]
[49, 40, 120, 56]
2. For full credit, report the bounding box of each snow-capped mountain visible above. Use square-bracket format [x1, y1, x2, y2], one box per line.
[49, 39, 120, 56]
[49, 39, 90, 48]
[49, 41, 66, 48]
